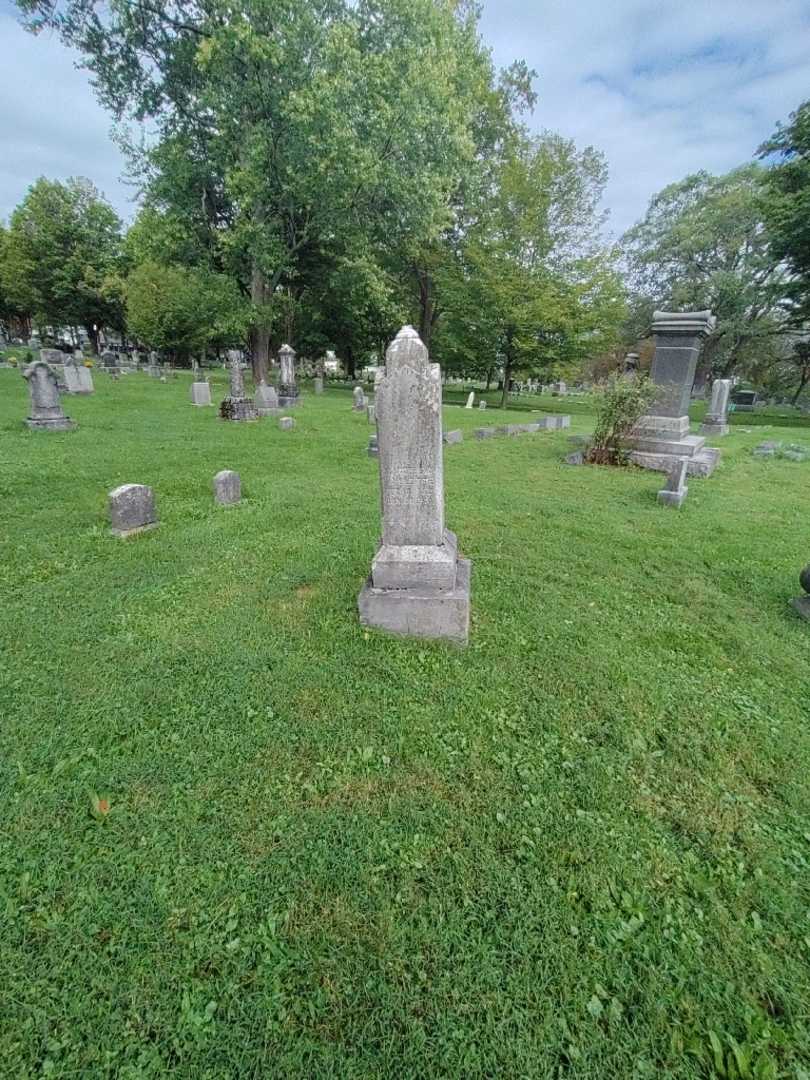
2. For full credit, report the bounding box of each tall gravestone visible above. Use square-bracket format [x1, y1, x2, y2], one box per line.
[277, 344, 300, 408]
[627, 310, 719, 476]
[465, 392, 475, 409]
[22, 361, 76, 431]
[219, 353, 257, 421]
[700, 378, 731, 436]
[190, 379, 212, 407]
[358, 326, 471, 644]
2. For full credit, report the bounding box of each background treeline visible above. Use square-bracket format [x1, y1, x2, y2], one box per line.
[1, 1, 808, 402]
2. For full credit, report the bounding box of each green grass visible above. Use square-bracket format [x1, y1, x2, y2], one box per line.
[2, 369, 810, 1079]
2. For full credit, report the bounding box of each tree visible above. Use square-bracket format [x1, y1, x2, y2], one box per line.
[433, 132, 625, 404]
[126, 260, 250, 362]
[1, 177, 123, 351]
[622, 166, 790, 383]
[18, 0, 484, 379]
[759, 100, 810, 323]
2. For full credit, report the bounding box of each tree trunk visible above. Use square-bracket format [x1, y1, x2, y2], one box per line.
[417, 268, 435, 349]
[485, 367, 493, 390]
[346, 345, 357, 381]
[85, 325, 100, 356]
[792, 367, 809, 406]
[250, 261, 272, 383]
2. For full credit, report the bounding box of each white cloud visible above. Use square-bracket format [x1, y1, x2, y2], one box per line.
[0, 1, 806, 238]
[479, 0, 810, 235]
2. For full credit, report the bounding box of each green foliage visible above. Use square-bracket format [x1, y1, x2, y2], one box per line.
[622, 166, 789, 379]
[126, 261, 249, 358]
[0, 177, 123, 340]
[588, 375, 656, 463]
[2, 374, 810, 1074]
[759, 99, 810, 324]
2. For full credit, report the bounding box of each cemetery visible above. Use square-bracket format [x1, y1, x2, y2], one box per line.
[2, 0, 810, 1075]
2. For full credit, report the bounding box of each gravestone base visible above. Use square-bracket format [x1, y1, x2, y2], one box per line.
[25, 415, 76, 432]
[790, 596, 810, 622]
[358, 557, 471, 646]
[278, 385, 300, 408]
[629, 447, 720, 478]
[657, 486, 688, 508]
[111, 521, 158, 540]
[219, 397, 257, 421]
[190, 382, 212, 406]
[700, 420, 729, 437]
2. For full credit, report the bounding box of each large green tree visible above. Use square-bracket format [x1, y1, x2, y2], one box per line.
[759, 99, 810, 324]
[434, 132, 626, 404]
[1, 177, 123, 351]
[18, 0, 483, 379]
[622, 166, 790, 381]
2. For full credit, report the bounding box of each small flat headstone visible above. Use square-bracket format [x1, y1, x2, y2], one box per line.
[564, 451, 585, 465]
[191, 382, 212, 407]
[478, 401, 487, 410]
[474, 427, 496, 440]
[443, 430, 463, 445]
[279, 416, 295, 430]
[109, 484, 157, 538]
[213, 470, 241, 505]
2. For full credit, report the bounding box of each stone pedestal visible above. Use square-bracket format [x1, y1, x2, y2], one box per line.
[357, 326, 471, 645]
[23, 361, 76, 431]
[700, 378, 731, 436]
[627, 310, 720, 476]
[190, 382, 212, 406]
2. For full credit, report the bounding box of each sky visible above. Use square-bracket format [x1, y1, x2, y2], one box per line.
[0, 0, 808, 237]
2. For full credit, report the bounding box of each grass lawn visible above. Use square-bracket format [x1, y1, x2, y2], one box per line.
[2, 369, 810, 1078]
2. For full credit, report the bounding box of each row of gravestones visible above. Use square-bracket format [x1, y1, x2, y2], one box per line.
[19, 320, 808, 641]
[109, 471, 243, 536]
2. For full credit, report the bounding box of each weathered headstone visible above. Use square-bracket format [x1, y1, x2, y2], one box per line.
[564, 451, 585, 465]
[220, 353, 257, 421]
[367, 433, 379, 458]
[465, 392, 475, 409]
[731, 390, 757, 412]
[353, 385, 366, 411]
[279, 416, 295, 430]
[40, 348, 65, 367]
[443, 430, 463, 445]
[109, 484, 157, 537]
[791, 564, 810, 621]
[255, 380, 279, 416]
[22, 362, 76, 431]
[753, 440, 780, 458]
[190, 380, 212, 407]
[63, 354, 94, 394]
[277, 344, 300, 408]
[367, 404, 376, 425]
[213, 470, 241, 505]
[627, 310, 719, 477]
[358, 326, 471, 644]
[475, 427, 497, 439]
[624, 352, 640, 377]
[313, 376, 324, 395]
[478, 400, 487, 410]
[657, 458, 689, 508]
[700, 378, 731, 436]
[101, 350, 118, 370]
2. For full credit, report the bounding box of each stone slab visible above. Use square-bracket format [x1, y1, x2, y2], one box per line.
[191, 382, 212, 407]
[630, 433, 706, 457]
[629, 447, 720, 477]
[443, 430, 463, 445]
[25, 417, 76, 432]
[109, 484, 157, 538]
[214, 469, 241, 505]
[790, 596, 810, 622]
[700, 421, 729, 436]
[372, 529, 459, 591]
[279, 416, 295, 430]
[658, 488, 688, 508]
[475, 427, 497, 439]
[358, 557, 471, 646]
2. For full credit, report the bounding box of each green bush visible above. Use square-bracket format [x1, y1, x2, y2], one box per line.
[588, 375, 656, 464]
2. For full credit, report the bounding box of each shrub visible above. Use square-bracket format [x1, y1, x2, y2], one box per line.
[588, 376, 656, 465]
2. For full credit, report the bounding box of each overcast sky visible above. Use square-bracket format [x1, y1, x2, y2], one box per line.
[1, 0, 808, 236]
